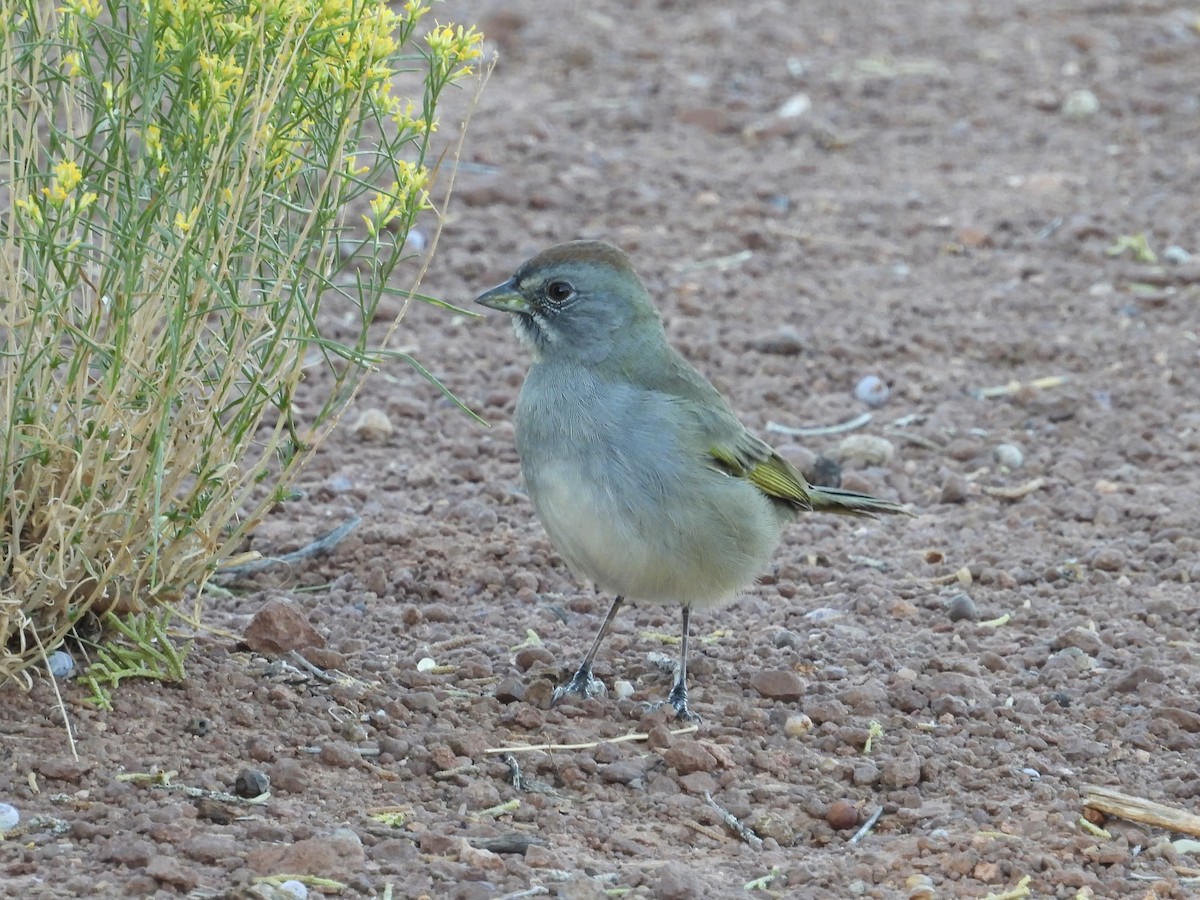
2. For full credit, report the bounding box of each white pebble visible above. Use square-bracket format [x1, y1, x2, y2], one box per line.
[404, 229, 427, 253]
[612, 680, 635, 701]
[804, 607, 844, 622]
[993, 443, 1024, 470]
[776, 92, 812, 118]
[1062, 89, 1099, 118]
[783, 714, 814, 737]
[854, 375, 890, 408]
[1173, 838, 1200, 856]
[278, 880, 308, 900]
[0, 803, 19, 830]
[352, 408, 393, 442]
[416, 657, 437, 673]
[832, 434, 895, 466]
[1163, 245, 1192, 265]
[47, 650, 75, 679]
[326, 475, 353, 493]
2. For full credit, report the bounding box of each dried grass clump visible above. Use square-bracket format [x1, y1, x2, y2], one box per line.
[0, 0, 483, 685]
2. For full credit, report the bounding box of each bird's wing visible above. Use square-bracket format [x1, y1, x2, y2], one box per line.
[701, 413, 815, 512]
[637, 349, 815, 511]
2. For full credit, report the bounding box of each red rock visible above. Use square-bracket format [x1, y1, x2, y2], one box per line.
[661, 740, 718, 774]
[242, 599, 325, 654]
[750, 669, 805, 702]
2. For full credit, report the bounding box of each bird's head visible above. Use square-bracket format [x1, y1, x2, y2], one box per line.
[474, 241, 662, 365]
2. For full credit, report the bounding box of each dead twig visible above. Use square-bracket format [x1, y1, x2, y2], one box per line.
[469, 833, 545, 856]
[1083, 785, 1200, 838]
[216, 515, 362, 579]
[766, 412, 872, 438]
[848, 806, 883, 844]
[485, 724, 699, 755]
[682, 816, 733, 845]
[285, 650, 340, 684]
[971, 375, 1067, 399]
[704, 791, 763, 850]
[503, 754, 525, 791]
[982, 478, 1046, 500]
[118, 770, 271, 804]
[493, 888, 550, 900]
[675, 249, 754, 272]
[888, 430, 945, 451]
[981, 875, 1032, 900]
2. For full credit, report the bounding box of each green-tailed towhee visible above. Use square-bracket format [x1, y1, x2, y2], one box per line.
[476, 240, 910, 721]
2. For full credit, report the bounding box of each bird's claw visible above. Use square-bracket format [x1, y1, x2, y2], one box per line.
[664, 683, 702, 724]
[551, 667, 607, 706]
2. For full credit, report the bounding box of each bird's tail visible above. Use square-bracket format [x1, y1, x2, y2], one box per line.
[807, 485, 914, 519]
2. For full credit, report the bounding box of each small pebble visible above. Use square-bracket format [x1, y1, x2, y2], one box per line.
[854, 375, 890, 408]
[747, 326, 805, 355]
[939, 472, 969, 504]
[234, 768, 270, 799]
[773, 628, 804, 649]
[47, 650, 75, 679]
[827, 799, 859, 830]
[326, 475, 353, 493]
[0, 802, 19, 830]
[783, 713, 814, 737]
[404, 229, 427, 253]
[278, 880, 308, 900]
[945, 594, 978, 622]
[1062, 88, 1099, 118]
[832, 434, 895, 467]
[612, 680, 635, 701]
[803, 607, 844, 623]
[184, 717, 211, 737]
[1091, 547, 1125, 572]
[1163, 245, 1192, 265]
[992, 442, 1024, 470]
[777, 92, 812, 118]
[340, 721, 369, 743]
[416, 657, 438, 673]
[1082, 807, 1106, 826]
[906, 873, 936, 900]
[804, 455, 842, 489]
[352, 408, 393, 442]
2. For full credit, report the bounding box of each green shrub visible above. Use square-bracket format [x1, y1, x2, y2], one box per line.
[0, 0, 481, 685]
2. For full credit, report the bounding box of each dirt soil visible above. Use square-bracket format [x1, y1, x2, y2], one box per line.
[4, 1, 1200, 898]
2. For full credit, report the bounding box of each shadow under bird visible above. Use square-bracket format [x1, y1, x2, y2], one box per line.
[476, 240, 911, 721]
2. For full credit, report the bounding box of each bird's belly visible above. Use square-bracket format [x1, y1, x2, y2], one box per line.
[526, 458, 780, 608]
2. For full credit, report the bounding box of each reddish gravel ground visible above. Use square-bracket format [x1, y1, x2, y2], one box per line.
[4, 1, 1200, 898]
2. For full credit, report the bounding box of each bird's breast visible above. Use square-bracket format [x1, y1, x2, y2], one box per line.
[512, 366, 781, 605]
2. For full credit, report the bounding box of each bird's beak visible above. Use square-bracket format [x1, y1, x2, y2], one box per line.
[474, 279, 531, 315]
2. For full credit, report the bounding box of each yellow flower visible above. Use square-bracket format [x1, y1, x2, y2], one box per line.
[403, 0, 430, 25]
[15, 196, 44, 226]
[60, 0, 101, 19]
[424, 23, 483, 81]
[41, 160, 84, 206]
[174, 206, 200, 234]
[344, 155, 370, 177]
[144, 124, 163, 159]
[53, 160, 83, 193]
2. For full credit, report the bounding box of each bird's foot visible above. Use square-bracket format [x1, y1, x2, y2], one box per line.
[551, 665, 607, 706]
[666, 681, 702, 724]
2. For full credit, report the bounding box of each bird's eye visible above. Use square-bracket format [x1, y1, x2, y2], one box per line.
[544, 280, 575, 304]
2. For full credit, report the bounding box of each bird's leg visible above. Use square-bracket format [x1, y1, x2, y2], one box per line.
[552, 595, 625, 706]
[666, 605, 701, 722]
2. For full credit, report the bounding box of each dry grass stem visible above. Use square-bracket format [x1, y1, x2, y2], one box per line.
[485, 724, 700, 755]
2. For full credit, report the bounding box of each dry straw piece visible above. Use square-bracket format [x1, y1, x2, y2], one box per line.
[0, 0, 484, 685]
